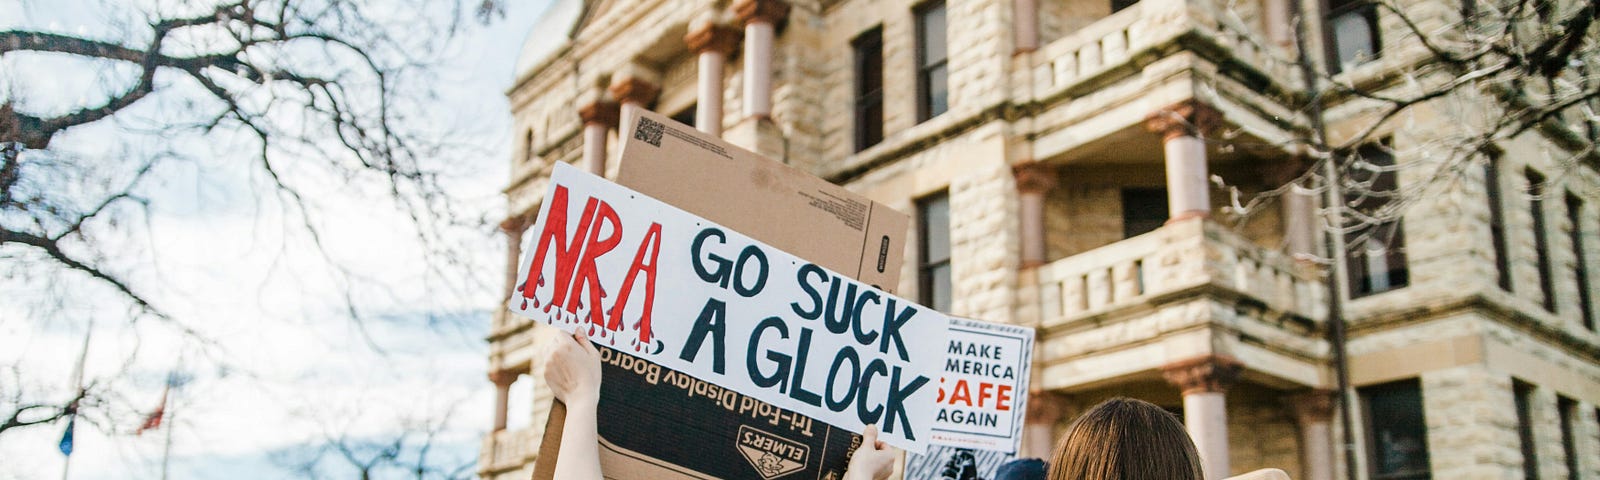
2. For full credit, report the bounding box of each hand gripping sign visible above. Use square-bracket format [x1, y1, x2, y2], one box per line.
[509, 163, 950, 452]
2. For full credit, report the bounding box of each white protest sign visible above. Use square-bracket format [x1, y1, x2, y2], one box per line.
[508, 163, 949, 452]
[929, 317, 1034, 453]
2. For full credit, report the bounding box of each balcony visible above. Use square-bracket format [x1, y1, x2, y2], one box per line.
[479, 427, 540, 475]
[1030, 0, 1302, 103]
[1035, 217, 1324, 328]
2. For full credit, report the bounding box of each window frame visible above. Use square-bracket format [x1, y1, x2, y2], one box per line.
[1487, 157, 1513, 291]
[1344, 142, 1409, 297]
[914, 0, 949, 122]
[1323, 0, 1382, 74]
[1359, 378, 1432, 480]
[918, 191, 952, 312]
[1567, 193, 1594, 328]
[853, 26, 885, 152]
[1529, 169, 1556, 312]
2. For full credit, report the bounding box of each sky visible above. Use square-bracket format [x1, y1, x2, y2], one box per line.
[0, 0, 556, 478]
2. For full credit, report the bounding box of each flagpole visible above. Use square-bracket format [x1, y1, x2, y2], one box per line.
[161, 406, 173, 480]
[61, 319, 93, 480]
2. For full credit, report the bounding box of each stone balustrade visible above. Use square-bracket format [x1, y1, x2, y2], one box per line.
[1035, 217, 1323, 328]
[1031, 0, 1300, 99]
[481, 427, 540, 474]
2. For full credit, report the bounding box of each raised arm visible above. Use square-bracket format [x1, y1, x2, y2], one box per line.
[544, 331, 604, 480]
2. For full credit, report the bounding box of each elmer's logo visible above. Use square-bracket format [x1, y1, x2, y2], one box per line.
[736, 425, 807, 479]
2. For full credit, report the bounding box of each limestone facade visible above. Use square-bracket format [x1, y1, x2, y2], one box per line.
[485, 0, 1600, 479]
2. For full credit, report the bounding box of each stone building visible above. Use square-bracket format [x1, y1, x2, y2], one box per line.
[481, 0, 1600, 478]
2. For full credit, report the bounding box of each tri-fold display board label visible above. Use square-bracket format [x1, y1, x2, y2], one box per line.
[509, 163, 950, 452]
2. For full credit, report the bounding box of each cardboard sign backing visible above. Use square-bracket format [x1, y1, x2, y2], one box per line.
[530, 111, 917, 480]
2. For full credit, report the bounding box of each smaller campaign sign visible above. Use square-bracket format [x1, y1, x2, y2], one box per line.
[929, 317, 1035, 453]
[904, 445, 1015, 480]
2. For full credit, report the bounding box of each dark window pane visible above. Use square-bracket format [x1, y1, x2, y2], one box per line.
[1361, 379, 1431, 480]
[1568, 194, 1593, 329]
[918, 2, 947, 64]
[671, 104, 697, 128]
[1122, 188, 1168, 238]
[1530, 169, 1555, 311]
[1559, 396, 1577, 480]
[1487, 159, 1512, 291]
[922, 194, 951, 262]
[1345, 143, 1408, 297]
[929, 263, 952, 312]
[1324, 0, 1381, 73]
[919, 192, 952, 312]
[916, 1, 948, 122]
[854, 27, 884, 151]
[1515, 380, 1539, 480]
[927, 64, 949, 118]
[1111, 0, 1140, 12]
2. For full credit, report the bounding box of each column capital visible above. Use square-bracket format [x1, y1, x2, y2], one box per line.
[1013, 161, 1059, 194]
[1145, 100, 1224, 142]
[608, 76, 661, 108]
[488, 369, 519, 387]
[1286, 389, 1337, 424]
[686, 21, 742, 55]
[1025, 390, 1068, 424]
[578, 100, 620, 129]
[1161, 355, 1243, 395]
[733, 0, 790, 27]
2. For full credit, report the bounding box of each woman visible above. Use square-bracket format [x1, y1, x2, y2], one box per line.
[542, 331, 898, 480]
[1046, 397, 1204, 480]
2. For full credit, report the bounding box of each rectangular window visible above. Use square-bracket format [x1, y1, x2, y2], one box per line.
[1487, 158, 1512, 291]
[919, 192, 952, 312]
[1558, 396, 1577, 480]
[1360, 379, 1431, 480]
[915, 1, 949, 122]
[1324, 0, 1381, 74]
[1530, 169, 1556, 312]
[1568, 193, 1593, 328]
[1515, 380, 1540, 480]
[1345, 143, 1409, 297]
[524, 129, 537, 163]
[1121, 188, 1168, 239]
[853, 27, 885, 152]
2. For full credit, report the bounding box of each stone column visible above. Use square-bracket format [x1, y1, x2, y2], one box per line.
[1015, 162, 1059, 268]
[1022, 390, 1065, 459]
[686, 19, 741, 137]
[1288, 390, 1337, 480]
[1163, 355, 1243, 480]
[1014, 0, 1039, 53]
[578, 99, 619, 176]
[490, 370, 517, 431]
[500, 215, 528, 300]
[1270, 157, 1319, 259]
[733, 0, 789, 120]
[609, 66, 662, 141]
[1263, 0, 1293, 49]
[1145, 101, 1223, 223]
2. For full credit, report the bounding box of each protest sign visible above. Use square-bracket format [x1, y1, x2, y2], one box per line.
[904, 446, 1015, 480]
[510, 162, 949, 452]
[928, 318, 1034, 453]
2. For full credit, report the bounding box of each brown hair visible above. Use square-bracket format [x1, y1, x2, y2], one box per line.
[1047, 397, 1204, 480]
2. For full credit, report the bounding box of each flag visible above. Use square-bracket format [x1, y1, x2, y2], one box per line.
[136, 378, 171, 436]
[58, 415, 75, 456]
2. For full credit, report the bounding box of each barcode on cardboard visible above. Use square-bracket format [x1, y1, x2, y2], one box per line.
[635, 117, 665, 147]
